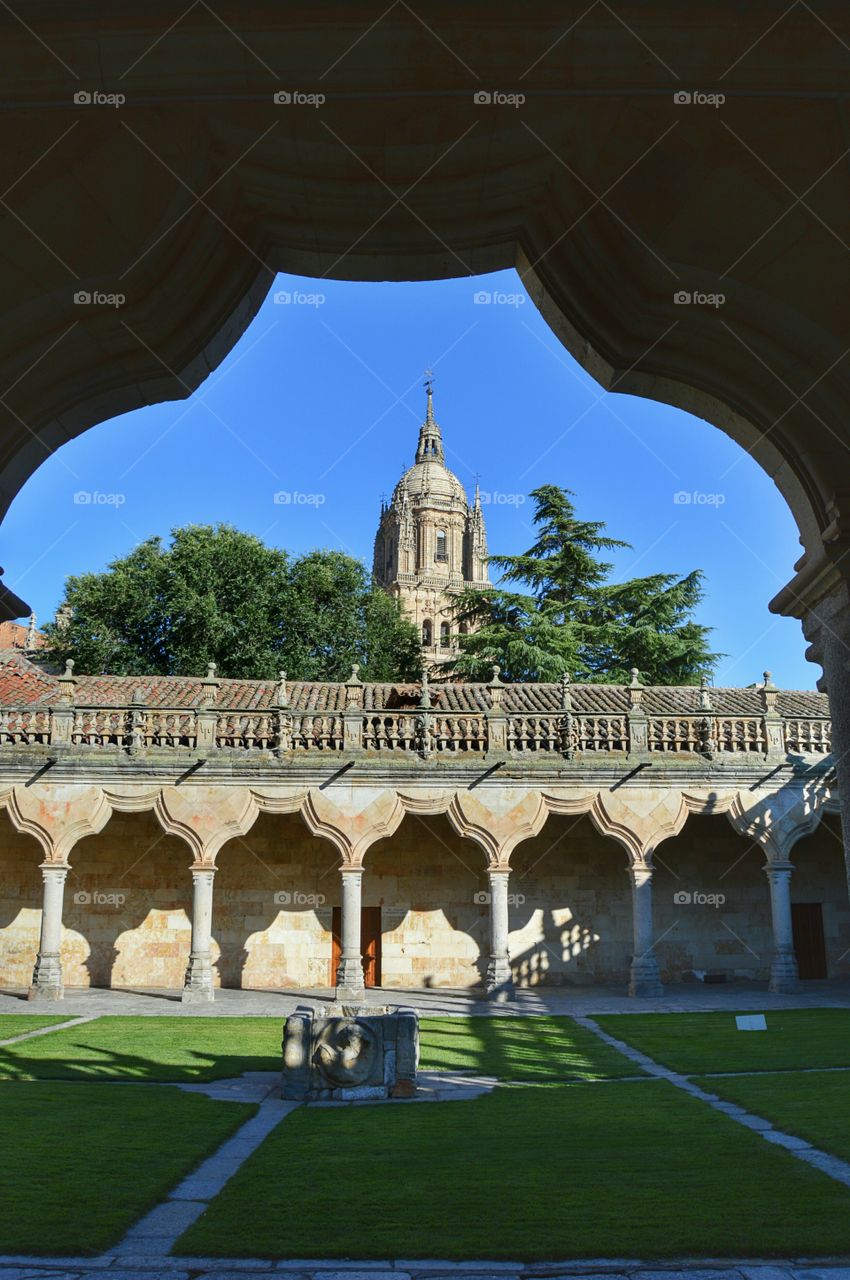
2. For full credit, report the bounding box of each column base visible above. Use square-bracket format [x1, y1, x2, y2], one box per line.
[485, 958, 515, 1001]
[628, 955, 663, 998]
[768, 949, 799, 994]
[182, 953, 215, 1003]
[181, 985, 215, 1004]
[29, 953, 63, 1001]
[335, 956, 365, 998]
[335, 986, 367, 1002]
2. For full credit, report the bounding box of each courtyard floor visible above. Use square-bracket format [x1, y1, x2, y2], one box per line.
[3, 977, 850, 1017]
[3, 990, 850, 1276]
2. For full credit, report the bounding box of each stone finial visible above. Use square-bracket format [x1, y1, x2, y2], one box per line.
[489, 663, 504, 710]
[560, 671, 572, 712]
[628, 669, 644, 708]
[131, 685, 146, 704]
[630, 668, 641, 686]
[699, 682, 713, 711]
[345, 661, 364, 710]
[200, 660, 220, 709]
[419, 664, 431, 709]
[25, 612, 37, 649]
[56, 657, 76, 707]
[761, 669, 778, 714]
[276, 670, 289, 707]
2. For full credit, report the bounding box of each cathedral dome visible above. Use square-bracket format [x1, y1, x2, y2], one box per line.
[392, 386, 468, 507]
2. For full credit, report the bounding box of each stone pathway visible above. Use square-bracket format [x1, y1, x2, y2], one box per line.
[4, 980, 850, 1020]
[0, 1015, 97, 1047]
[0, 1255, 849, 1278]
[575, 1016, 850, 1190]
[113, 1096, 298, 1258]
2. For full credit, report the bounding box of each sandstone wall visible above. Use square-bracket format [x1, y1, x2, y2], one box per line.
[0, 808, 847, 991]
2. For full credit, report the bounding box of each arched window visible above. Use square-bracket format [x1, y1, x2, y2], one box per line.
[422, 619, 432, 647]
[440, 621, 451, 649]
[435, 529, 448, 562]
[385, 538, 394, 577]
[459, 622, 468, 635]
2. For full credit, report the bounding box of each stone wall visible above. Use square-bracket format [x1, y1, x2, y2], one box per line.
[0, 807, 847, 991]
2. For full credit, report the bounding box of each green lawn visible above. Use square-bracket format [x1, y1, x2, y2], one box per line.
[0, 1014, 71, 1041]
[419, 1015, 641, 1080]
[596, 1009, 850, 1074]
[176, 1078, 850, 1259]
[697, 1070, 850, 1163]
[0, 1016, 283, 1081]
[0, 1083, 254, 1254]
[0, 1014, 637, 1083]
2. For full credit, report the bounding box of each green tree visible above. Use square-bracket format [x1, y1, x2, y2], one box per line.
[452, 485, 719, 684]
[45, 525, 421, 682]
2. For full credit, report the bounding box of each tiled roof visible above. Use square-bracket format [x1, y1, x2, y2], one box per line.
[0, 654, 829, 717]
[0, 651, 60, 705]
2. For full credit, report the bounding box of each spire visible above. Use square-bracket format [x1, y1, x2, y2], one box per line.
[416, 371, 445, 464]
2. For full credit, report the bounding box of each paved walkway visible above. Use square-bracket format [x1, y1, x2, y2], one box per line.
[3, 980, 850, 1018]
[0, 1256, 849, 1278]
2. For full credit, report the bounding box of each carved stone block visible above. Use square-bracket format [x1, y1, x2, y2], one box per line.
[281, 1005, 419, 1101]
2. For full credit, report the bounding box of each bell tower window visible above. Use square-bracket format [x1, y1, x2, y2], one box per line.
[422, 619, 432, 647]
[435, 529, 448, 563]
[440, 621, 451, 649]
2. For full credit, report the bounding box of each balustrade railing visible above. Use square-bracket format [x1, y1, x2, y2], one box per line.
[0, 699, 832, 759]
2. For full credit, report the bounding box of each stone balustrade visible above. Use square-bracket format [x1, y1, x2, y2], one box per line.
[0, 697, 831, 760]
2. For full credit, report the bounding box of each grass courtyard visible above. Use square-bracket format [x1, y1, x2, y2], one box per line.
[0, 1082, 254, 1255]
[1, 1008, 850, 1259]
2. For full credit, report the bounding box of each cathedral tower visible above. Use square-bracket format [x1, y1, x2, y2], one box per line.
[373, 382, 490, 665]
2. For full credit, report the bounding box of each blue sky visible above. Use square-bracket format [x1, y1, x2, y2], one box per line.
[1, 267, 815, 688]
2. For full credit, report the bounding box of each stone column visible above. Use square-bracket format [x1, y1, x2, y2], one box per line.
[485, 868, 514, 1001]
[182, 866, 216, 1003]
[811, 611, 850, 901]
[29, 864, 69, 1001]
[336, 866, 365, 997]
[628, 862, 663, 997]
[765, 860, 798, 992]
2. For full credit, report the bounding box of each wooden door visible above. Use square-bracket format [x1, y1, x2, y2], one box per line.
[330, 906, 382, 987]
[361, 906, 382, 987]
[791, 902, 827, 979]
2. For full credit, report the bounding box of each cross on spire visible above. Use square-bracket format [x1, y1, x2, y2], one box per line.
[423, 367, 435, 424]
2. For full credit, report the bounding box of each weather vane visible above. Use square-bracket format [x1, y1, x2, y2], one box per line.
[423, 366, 434, 395]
